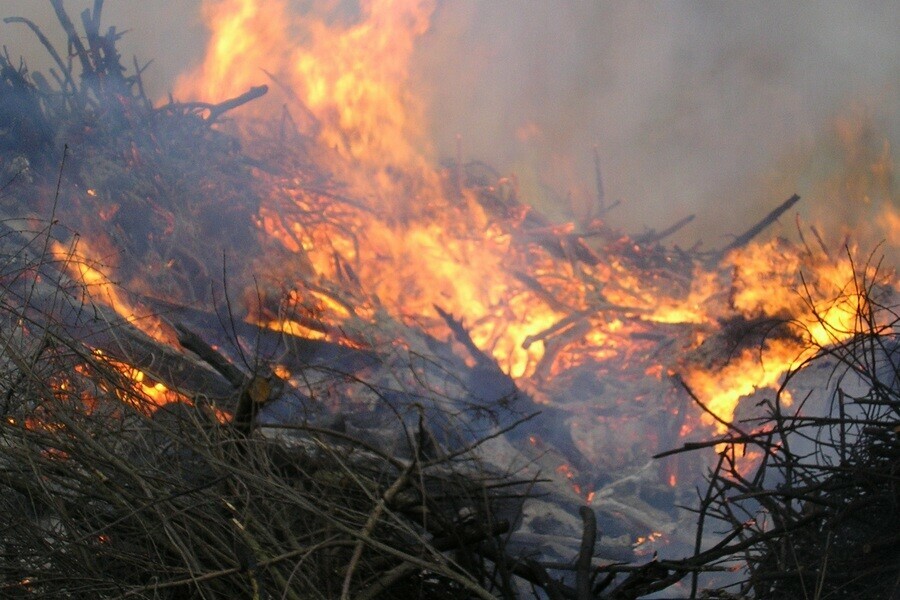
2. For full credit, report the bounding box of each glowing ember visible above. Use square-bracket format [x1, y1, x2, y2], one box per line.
[90, 350, 187, 411]
[633, 531, 667, 556]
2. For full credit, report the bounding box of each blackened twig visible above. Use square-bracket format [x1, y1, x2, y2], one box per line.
[718, 194, 801, 257]
[207, 85, 269, 122]
[576, 506, 597, 600]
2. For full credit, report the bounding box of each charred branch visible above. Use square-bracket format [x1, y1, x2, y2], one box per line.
[2, 17, 77, 98]
[716, 193, 801, 258]
[633, 214, 695, 246]
[207, 84, 268, 122]
[159, 85, 270, 121]
[576, 506, 597, 600]
[434, 304, 496, 370]
[593, 144, 606, 216]
[512, 271, 576, 313]
[49, 0, 92, 81]
[175, 323, 246, 387]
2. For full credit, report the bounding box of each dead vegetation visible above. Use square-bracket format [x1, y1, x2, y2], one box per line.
[660, 259, 900, 599]
[0, 2, 897, 599]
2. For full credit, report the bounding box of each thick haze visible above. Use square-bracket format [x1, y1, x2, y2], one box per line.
[2, 1, 898, 249]
[415, 1, 899, 248]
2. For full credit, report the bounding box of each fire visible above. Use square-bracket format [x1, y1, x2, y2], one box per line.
[177, 0, 439, 207]
[291, 0, 435, 168]
[881, 203, 900, 250]
[46, 239, 188, 412]
[178, 0, 291, 105]
[83, 0, 900, 483]
[180, 0, 568, 378]
[85, 350, 186, 411]
[683, 342, 799, 432]
[681, 240, 882, 433]
[633, 531, 667, 556]
[50, 239, 172, 345]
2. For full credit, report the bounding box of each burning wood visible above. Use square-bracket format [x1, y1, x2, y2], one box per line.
[0, 2, 896, 598]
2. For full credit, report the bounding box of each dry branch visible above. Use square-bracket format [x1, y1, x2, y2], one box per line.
[717, 193, 801, 257]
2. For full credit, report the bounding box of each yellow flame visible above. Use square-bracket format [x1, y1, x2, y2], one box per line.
[177, 0, 439, 207]
[176, 0, 894, 450]
[682, 241, 877, 433]
[51, 240, 171, 344]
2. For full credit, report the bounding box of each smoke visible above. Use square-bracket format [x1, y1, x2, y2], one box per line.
[2, 1, 898, 253]
[0, 1, 204, 101]
[414, 1, 900, 249]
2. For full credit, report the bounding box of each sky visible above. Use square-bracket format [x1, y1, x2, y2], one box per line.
[2, 0, 897, 250]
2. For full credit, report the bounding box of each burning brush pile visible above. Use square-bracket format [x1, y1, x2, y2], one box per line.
[0, 2, 897, 598]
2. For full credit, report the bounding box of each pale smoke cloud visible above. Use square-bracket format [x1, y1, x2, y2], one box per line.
[0, 1, 204, 99]
[414, 1, 899, 249]
[2, 1, 897, 252]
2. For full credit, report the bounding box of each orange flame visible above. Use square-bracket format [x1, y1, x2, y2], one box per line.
[681, 240, 880, 433]
[143, 0, 900, 481]
[177, 0, 439, 207]
[51, 239, 172, 344]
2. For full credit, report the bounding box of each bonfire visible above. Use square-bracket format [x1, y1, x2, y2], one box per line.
[0, 2, 896, 599]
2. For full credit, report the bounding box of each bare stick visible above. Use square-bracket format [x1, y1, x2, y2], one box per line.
[92, 0, 104, 31]
[809, 224, 831, 259]
[49, 0, 93, 77]
[207, 85, 269, 121]
[593, 145, 605, 215]
[456, 133, 464, 200]
[3, 17, 77, 96]
[576, 506, 597, 600]
[634, 214, 696, 245]
[718, 194, 801, 256]
[340, 459, 415, 599]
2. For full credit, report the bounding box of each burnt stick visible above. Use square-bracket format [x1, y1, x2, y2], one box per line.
[576, 506, 597, 600]
[49, 0, 93, 78]
[633, 214, 696, 246]
[716, 193, 801, 257]
[434, 304, 495, 369]
[207, 85, 269, 122]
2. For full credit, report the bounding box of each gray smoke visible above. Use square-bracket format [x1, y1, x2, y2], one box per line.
[3, 1, 898, 251]
[414, 1, 900, 249]
[0, 1, 203, 101]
